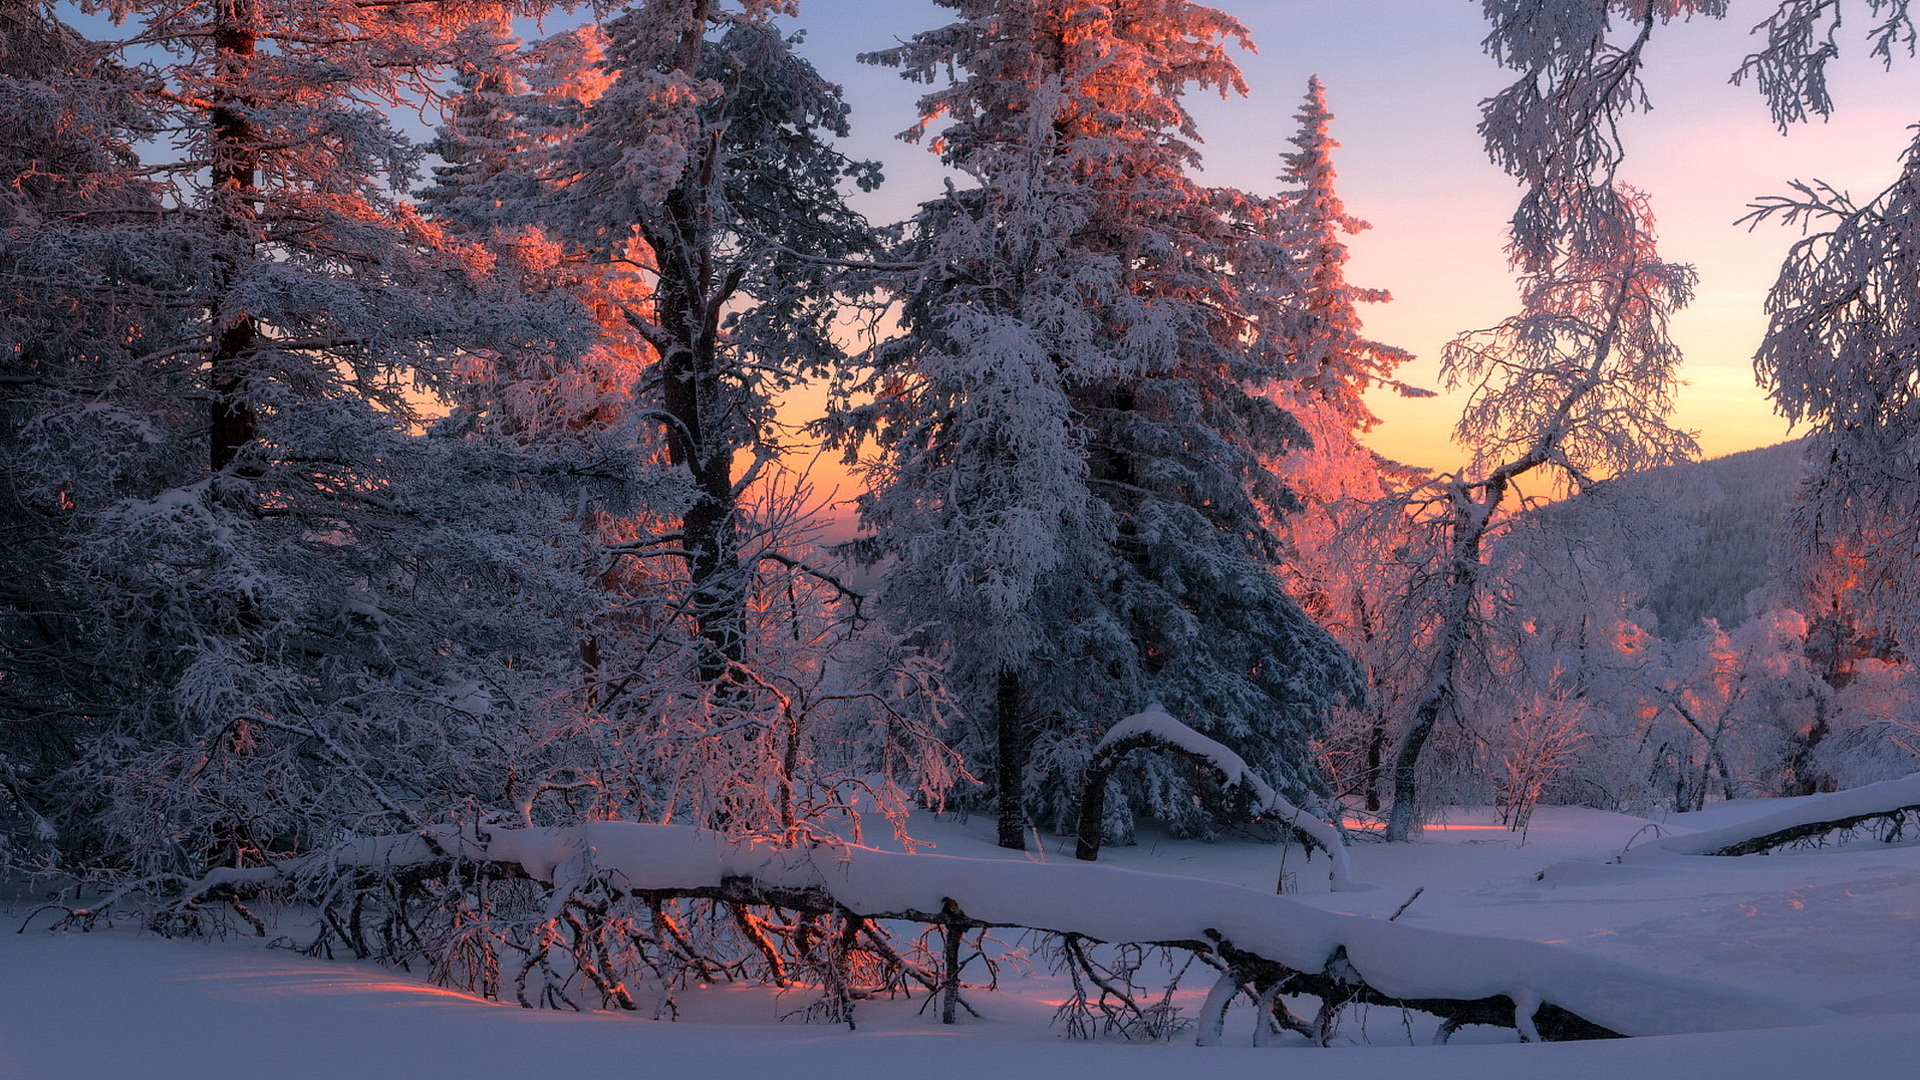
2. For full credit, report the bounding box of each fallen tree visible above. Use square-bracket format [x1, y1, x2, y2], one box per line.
[1072, 705, 1360, 891]
[128, 820, 1830, 1044]
[1658, 772, 1920, 858]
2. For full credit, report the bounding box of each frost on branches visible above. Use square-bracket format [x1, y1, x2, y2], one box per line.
[0, 0, 624, 880]
[0, 0, 947, 892]
[1377, 0, 1702, 840]
[1329, 0, 1920, 830]
[1073, 705, 1360, 892]
[1750, 138, 1920, 655]
[1255, 77, 1425, 819]
[153, 820, 1828, 1042]
[834, 0, 1360, 853]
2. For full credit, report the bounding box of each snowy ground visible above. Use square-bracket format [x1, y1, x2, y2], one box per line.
[6, 804, 1918, 1079]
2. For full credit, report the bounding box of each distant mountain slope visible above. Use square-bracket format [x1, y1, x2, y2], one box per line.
[1619, 440, 1808, 635]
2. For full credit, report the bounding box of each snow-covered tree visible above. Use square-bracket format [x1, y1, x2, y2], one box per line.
[1478, 6, 1920, 809]
[1, 0, 186, 856]
[425, 22, 649, 444]
[836, 0, 1360, 849]
[0, 0, 636, 879]
[1382, 0, 1707, 839]
[1462, 490, 1665, 815]
[1477, 0, 1728, 270]
[417, 3, 961, 843]
[538, 1, 881, 697]
[1253, 78, 1423, 816]
[1383, 187, 1696, 839]
[1696, 0, 1920, 801]
[1731, 0, 1912, 130]
[1270, 76, 1416, 432]
[1280, 409, 1426, 817]
[1748, 140, 1920, 660]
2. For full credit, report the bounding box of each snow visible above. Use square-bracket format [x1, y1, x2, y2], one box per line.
[234, 812, 1816, 1036]
[1096, 704, 1361, 890]
[9, 805, 1920, 1078]
[1653, 770, 1920, 856]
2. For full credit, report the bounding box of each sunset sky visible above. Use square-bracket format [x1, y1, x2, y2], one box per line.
[786, 0, 1920, 474]
[61, 1, 1920, 478]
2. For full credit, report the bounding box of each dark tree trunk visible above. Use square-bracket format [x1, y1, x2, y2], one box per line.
[995, 667, 1028, 850]
[1353, 587, 1385, 813]
[1783, 708, 1832, 798]
[1787, 608, 1859, 796]
[1363, 717, 1385, 813]
[645, 1, 747, 690]
[1073, 742, 1119, 862]
[653, 307, 744, 686]
[208, 0, 258, 474]
[1074, 725, 1338, 864]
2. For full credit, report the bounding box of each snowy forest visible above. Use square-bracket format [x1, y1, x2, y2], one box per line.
[7, 0, 1920, 1074]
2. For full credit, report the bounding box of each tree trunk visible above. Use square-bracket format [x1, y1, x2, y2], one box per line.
[1782, 706, 1831, 798]
[1353, 587, 1385, 813]
[179, 820, 1817, 1042]
[1364, 715, 1386, 813]
[1073, 732, 1126, 861]
[1386, 682, 1451, 842]
[208, 0, 258, 474]
[995, 667, 1028, 850]
[1386, 478, 1501, 841]
[645, 3, 747, 690]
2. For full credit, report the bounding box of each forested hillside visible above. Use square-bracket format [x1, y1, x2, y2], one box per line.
[1620, 439, 1807, 636]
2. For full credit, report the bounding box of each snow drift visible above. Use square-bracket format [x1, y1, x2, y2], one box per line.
[1658, 771, 1920, 857]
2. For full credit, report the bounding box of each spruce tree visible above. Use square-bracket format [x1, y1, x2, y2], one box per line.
[0, 0, 611, 879]
[838, 0, 1360, 848]
[1259, 77, 1421, 815]
[423, 3, 949, 841]
[1274, 76, 1415, 433]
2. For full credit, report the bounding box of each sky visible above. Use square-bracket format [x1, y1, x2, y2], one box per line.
[778, 0, 1920, 474]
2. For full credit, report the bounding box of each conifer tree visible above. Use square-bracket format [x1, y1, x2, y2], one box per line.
[426, 21, 649, 447]
[0, 0, 613, 878]
[539, 1, 879, 700]
[1273, 76, 1416, 433]
[422, 3, 953, 842]
[838, 0, 1359, 849]
[1258, 78, 1421, 815]
[1, 0, 189, 856]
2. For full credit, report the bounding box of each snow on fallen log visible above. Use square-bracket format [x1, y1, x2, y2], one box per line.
[1657, 771, 1920, 857]
[1074, 705, 1362, 891]
[188, 820, 1828, 1040]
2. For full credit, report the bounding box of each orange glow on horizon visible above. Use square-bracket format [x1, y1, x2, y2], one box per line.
[1340, 819, 1513, 832]
[177, 970, 500, 1004]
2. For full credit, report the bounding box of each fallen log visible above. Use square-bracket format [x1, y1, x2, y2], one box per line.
[1658, 772, 1920, 857]
[179, 820, 1829, 1043]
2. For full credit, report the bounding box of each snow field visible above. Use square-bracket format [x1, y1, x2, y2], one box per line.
[5, 804, 1919, 1079]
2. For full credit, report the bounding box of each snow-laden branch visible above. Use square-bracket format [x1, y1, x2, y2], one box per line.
[1657, 771, 1920, 857]
[1076, 705, 1360, 891]
[187, 820, 1828, 1041]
